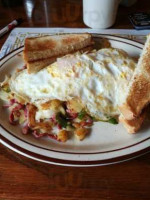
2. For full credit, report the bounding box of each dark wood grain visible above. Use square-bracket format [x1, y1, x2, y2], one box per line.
[0, 0, 150, 199]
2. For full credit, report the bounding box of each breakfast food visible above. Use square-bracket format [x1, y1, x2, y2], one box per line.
[119, 35, 150, 120]
[119, 112, 146, 134]
[23, 33, 94, 73]
[10, 48, 136, 120]
[1, 33, 149, 142]
[119, 34, 150, 133]
[0, 46, 137, 141]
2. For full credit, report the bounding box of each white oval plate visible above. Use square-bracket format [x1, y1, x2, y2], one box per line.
[0, 34, 150, 166]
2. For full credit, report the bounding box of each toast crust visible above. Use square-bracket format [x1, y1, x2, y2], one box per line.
[119, 111, 146, 134]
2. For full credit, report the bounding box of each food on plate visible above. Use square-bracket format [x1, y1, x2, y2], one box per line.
[119, 111, 146, 134]
[0, 41, 138, 142]
[2, 33, 150, 142]
[119, 34, 150, 133]
[23, 33, 94, 73]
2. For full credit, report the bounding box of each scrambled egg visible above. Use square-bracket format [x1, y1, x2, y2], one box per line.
[10, 48, 136, 121]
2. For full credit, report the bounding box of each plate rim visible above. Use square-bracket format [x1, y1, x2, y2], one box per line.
[0, 133, 150, 167]
[0, 121, 150, 155]
[0, 34, 149, 166]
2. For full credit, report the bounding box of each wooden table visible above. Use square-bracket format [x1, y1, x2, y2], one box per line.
[0, 0, 150, 199]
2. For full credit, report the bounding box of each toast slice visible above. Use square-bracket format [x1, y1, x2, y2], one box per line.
[23, 33, 94, 73]
[119, 34, 150, 120]
[25, 45, 93, 73]
[119, 111, 146, 134]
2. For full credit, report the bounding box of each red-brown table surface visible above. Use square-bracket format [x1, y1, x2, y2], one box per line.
[0, 0, 150, 199]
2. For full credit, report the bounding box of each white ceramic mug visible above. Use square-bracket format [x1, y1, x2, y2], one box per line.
[83, 0, 120, 29]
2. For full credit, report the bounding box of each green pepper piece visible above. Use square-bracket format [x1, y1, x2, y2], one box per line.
[108, 118, 118, 124]
[56, 113, 68, 128]
[91, 116, 97, 121]
[78, 110, 86, 120]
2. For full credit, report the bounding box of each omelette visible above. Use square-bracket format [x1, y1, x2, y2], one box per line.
[0, 48, 136, 142]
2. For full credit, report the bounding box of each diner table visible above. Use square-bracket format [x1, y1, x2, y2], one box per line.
[0, 0, 150, 199]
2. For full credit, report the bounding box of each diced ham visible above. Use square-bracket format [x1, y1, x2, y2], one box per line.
[32, 130, 47, 138]
[66, 109, 78, 119]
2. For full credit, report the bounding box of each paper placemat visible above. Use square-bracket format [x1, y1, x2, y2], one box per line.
[0, 28, 150, 59]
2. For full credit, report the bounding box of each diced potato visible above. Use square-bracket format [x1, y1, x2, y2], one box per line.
[66, 125, 74, 132]
[72, 122, 81, 128]
[28, 104, 37, 127]
[57, 130, 69, 142]
[59, 106, 65, 115]
[28, 104, 52, 131]
[74, 128, 88, 141]
[41, 99, 62, 110]
[67, 98, 83, 113]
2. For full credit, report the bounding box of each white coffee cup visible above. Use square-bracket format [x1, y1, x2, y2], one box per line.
[83, 0, 120, 29]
